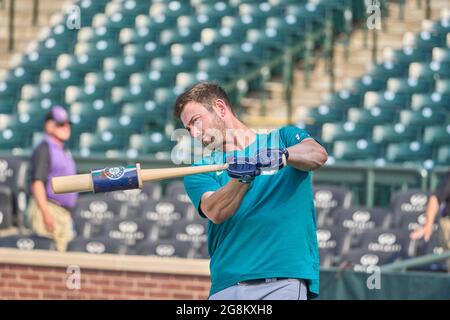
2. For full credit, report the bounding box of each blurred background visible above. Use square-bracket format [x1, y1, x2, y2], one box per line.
[0, 0, 449, 299]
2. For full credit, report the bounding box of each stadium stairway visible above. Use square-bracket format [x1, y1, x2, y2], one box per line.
[0, 0, 67, 71]
[243, 0, 449, 129]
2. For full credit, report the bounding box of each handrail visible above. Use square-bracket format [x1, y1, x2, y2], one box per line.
[8, 0, 15, 51]
[380, 250, 450, 272]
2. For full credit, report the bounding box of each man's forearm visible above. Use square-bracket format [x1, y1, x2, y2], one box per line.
[201, 179, 249, 224]
[424, 195, 440, 228]
[287, 139, 328, 171]
[31, 181, 51, 217]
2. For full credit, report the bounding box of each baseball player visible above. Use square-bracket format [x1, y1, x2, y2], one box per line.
[173, 82, 328, 300]
[28, 106, 77, 252]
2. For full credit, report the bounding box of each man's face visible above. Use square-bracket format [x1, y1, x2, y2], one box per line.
[46, 120, 71, 142]
[180, 101, 226, 150]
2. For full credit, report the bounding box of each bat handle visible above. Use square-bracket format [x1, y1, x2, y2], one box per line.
[51, 174, 93, 194]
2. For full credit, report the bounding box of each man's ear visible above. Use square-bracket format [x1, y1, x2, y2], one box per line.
[213, 99, 228, 118]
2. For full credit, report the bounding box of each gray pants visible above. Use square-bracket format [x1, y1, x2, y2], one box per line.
[209, 278, 307, 300]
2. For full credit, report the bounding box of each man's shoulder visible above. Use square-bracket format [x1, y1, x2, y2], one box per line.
[32, 140, 49, 157]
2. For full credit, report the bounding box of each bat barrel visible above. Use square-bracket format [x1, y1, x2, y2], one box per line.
[51, 174, 93, 194]
[140, 163, 229, 182]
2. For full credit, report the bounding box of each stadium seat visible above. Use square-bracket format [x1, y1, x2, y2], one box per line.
[423, 124, 450, 146]
[78, 132, 127, 156]
[107, 189, 154, 217]
[410, 92, 450, 111]
[0, 234, 55, 250]
[127, 132, 174, 157]
[72, 195, 125, 237]
[0, 185, 13, 229]
[399, 107, 447, 127]
[166, 180, 191, 203]
[397, 211, 440, 232]
[317, 226, 352, 257]
[372, 123, 419, 145]
[385, 141, 433, 164]
[411, 232, 448, 272]
[390, 190, 431, 226]
[172, 220, 208, 255]
[333, 139, 380, 162]
[363, 90, 409, 110]
[103, 217, 154, 247]
[67, 236, 125, 254]
[347, 107, 396, 125]
[333, 207, 392, 234]
[339, 248, 402, 271]
[352, 228, 413, 257]
[313, 185, 352, 227]
[437, 145, 450, 165]
[133, 239, 192, 258]
[0, 156, 29, 226]
[321, 122, 371, 143]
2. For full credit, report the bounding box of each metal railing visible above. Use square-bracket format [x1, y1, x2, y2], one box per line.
[5, 0, 41, 51]
[380, 250, 450, 272]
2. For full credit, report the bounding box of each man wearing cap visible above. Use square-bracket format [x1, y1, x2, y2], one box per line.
[28, 106, 77, 252]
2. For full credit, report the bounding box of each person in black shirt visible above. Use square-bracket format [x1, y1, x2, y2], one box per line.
[410, 170, 450, 269]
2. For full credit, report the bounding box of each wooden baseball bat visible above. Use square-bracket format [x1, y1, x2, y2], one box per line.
[51, 163, 229, 194]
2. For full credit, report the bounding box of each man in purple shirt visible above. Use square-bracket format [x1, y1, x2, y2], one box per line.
[28, 106, 78, 251]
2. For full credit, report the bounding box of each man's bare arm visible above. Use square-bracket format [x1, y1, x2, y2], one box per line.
[200, 179, 249, 224]
[287, 138, 328, 171]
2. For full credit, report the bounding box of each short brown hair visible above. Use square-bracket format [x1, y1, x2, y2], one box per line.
[173, 82, 233, 119]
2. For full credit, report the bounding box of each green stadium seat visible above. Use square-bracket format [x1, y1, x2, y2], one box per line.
[246, 28, 289, 53]
[437, 145, 450, 165]
[196, 2, 236, 20]
[105, 0, 150, 20]
[65, 85, 108, 104]
[160, 27, 202, 46]
[3, 66, 39, 85]
[79, 132, 126, 155]
[0, 99, 14, 114]
[12, 51, 55, 72]
[372, 123, 419, 144]
[433, 47, 450, 63]
[410, 92, 450, 111]
[333, 139, 380, 162]
[150, 56, 195, 78]
[70, 100, 120, 118]
[39, 69, 84, 88]
[31, 36, 74, 58]
[221, 15, 265, 32]
[347, 107, 396, 125]
[409, 61, 450, 80]
[20, 83, 63, 102]
[201, 27, 246, 48]
[285, 3, 326, 33]
[96, 115, 145, 135]
[175, 72, 216, 92]
[326, 90, 363, 110]
[413, 31, 446, 50]
[154, 87, 178, 114]
[220, 42, 267, 68]
[197, 57, 240, 82]
[170, 42, 215, 66]
[393, 46, 432, 65]
[77, 26, 114, 43]
[0, 129, 27, 150]
[321, 122, 371, 143]
[239, 2, 283, 20]
[423, 124, 450, 146]
[129, 71, 174, 90]
[0, 80, 20, 100]
[149, 1, 193, 20]
[399, 107, 447, 127]
[3, 111, 44, 135]
[386, 141, 432, 163]
[75, 0, 110, 27]
[84, 71, 129, 89]
[56, 53, 104, 74]
[128, 132, 174, 155]
[118, 27, 158, 45]
[388, 77, 434, 95]
[74, 40, 121, 58]
[92, 13, 134, 32]
[123, 43, 169, 59]
[177, 15, 219, 30]
[265, 16, 307, 44]
[135, 14, 176, 32]
[121, 101, 168, 128]
[103, 55, 148, 75]
[436, 79, 450, 95]
[297, 104, 346, 126]
[351, 75, 387, 93]
[367, 61, 409, 81]
[110, 85, 154, 105]
[363, 91, 409, 110]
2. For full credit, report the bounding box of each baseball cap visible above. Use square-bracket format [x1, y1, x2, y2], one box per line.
[44, 106, 71, 125]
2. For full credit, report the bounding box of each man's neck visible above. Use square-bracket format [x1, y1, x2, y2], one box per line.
[222, 119, 256, 152]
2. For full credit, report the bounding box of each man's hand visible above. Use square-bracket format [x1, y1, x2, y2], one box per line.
[255, 148, 289, 171]
[43, 213, 55, 233]
[227, 157, 261, 183]
[410, 224, 433, 242]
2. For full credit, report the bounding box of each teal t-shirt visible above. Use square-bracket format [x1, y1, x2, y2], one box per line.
[184, 126, 320, 299]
